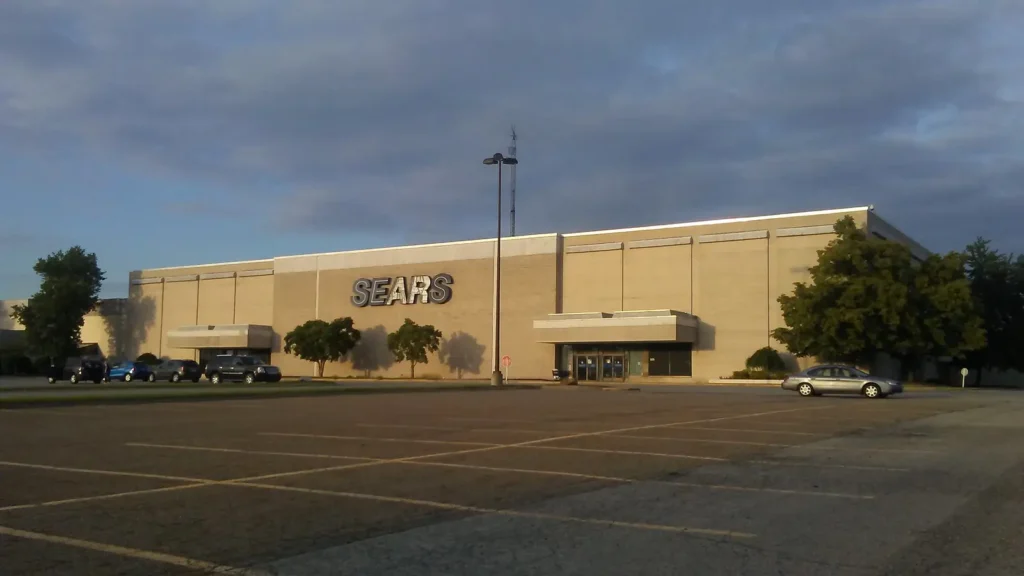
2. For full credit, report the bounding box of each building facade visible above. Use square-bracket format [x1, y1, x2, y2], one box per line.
[0, 298, 128, 358]
[116, 206, 927, 382]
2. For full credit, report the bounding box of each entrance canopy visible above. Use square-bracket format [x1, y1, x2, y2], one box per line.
[166, 324, 274, 349]
[533, 310, 697, 344]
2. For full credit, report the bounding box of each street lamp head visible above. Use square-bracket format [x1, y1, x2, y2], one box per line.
[482, 152, 504, 165]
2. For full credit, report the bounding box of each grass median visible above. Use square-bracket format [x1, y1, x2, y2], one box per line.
[0, 382, 539, 408]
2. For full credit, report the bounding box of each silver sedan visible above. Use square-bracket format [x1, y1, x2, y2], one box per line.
[781, 365, 903, 399]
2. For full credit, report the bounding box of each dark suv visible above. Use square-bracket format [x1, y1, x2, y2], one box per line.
[47, 358, 105, 384]
[152, 359, 202, 383]
[204, 355, 281, 384]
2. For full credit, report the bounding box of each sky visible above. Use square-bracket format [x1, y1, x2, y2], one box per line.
[1, 0, 1023, 299]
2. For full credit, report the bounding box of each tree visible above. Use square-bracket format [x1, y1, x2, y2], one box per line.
[386, 318, 442, 378]
[136, 353, 160, 365]
[962, 239, 1024, 385]
[746, 347, 786, 372]
[908, 251, 986, 373]
[773, 217, 984, 375]
[11, 247, 105, 365]
[283, 317, 361, 377]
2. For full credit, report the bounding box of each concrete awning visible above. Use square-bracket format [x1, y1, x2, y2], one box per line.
[166, 324, 274, 349]
[533, 310, 698, 344]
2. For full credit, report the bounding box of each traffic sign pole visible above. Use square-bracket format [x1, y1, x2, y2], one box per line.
[501, 356, 511, 385]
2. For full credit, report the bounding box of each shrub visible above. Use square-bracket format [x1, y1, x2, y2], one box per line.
[136, 352, 160, 365]
[420, 373, 442, 380]
[745, 347, 786, 372]
[730, 369, 789, 380]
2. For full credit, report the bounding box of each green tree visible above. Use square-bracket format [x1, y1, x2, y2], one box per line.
[773, 217, 984, 375]
[386, 318, 442, 378]
[283, 317, 361, 377]
[907, 252, 986, 373]
[136, 352, 160, 365]
[962, 239, 1024, 385]
[746, 347, 786, 372]
[11, 247, 105, 366]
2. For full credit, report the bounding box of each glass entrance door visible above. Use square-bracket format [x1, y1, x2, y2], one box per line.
[601, 355, 625, 381]
[575, 355, 599, 381]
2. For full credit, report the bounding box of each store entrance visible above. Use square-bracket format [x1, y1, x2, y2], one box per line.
[601, 354, 625, 381]
[573, 353, 625, 382]
[562, 343, 692, 382]
[575, 355, 598, 381]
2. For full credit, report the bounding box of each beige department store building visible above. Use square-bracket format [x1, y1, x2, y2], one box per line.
[121, 206, 926, 382]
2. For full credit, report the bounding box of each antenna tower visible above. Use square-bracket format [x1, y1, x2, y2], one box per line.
[508, 125, 518, 236]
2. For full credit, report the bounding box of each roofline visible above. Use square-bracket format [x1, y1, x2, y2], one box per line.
[132, 206, 879, 274]
[132, 258, 274, 275]
[562, 206, 873, 238]
[274, 232, 558, 262]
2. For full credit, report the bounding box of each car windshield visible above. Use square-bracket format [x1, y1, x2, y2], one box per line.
[238, 357, 260, 366]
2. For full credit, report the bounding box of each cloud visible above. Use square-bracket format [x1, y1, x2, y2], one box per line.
[1, 0, 1023, 250]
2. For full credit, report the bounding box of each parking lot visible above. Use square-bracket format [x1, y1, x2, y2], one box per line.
[2, 386, 1023, 575]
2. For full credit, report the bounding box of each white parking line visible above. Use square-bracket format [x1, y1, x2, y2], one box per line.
[0, 525, 268, 575]
[667, 426, 826, 436]
[260, 432, 499, 447]
[126, 442, 873, 499]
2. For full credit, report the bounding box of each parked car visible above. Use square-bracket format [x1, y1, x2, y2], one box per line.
[46, 358, 106, 384]
[204, 355, 281, 384]
[781, 365, 903, 399]
[106, 361, 155, 383]
[152, 359, 202, 383]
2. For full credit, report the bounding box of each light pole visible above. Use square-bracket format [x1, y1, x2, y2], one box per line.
[483, 152, 518, 387]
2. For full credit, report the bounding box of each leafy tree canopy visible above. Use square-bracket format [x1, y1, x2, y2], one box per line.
[11, 246, 105, 363]
[745, 347, 786, 372]
[772, 217, 984, 373]
[962, 238, 1024, 381]
[386, 318, 442, 378]
[283, 317, 361, 377]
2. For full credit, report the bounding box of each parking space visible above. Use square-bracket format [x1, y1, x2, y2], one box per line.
[0, 386, 1018, 575]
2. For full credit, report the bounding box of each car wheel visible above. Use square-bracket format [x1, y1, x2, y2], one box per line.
[93, 379, 102, 384]
[862, 383, 882, 398]
[47, 376, 56, 384]
[797, 383, 815, 397]
[171, 373, 180, 383]
[147, 373, 156, 382]
[124, 373, 133, 383]
[192, 377, 200, 383]
[243, 372, 255, 385]
[210, 372, 221, 385]
[70, 374, 79, 384]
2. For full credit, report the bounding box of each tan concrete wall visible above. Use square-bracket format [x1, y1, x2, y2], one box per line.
[0, 299, 26, 330]
[160, 281, 199, 361]
[197, 278, 235, 325]
[128, 283, 163, 359]
[693, 238, 770, 379]
[560, 208, 870, 380]
[623, 244, 692, 312]
[270, 253, 557, 379]
[271, 271, 317, 377]
[235, 275, 274, 326]
[562, 250, 622, 313]
[125, 208, 888, 380]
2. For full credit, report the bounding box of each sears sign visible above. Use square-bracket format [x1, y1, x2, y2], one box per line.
[351, 274, 453, 307]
